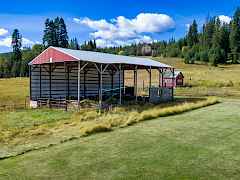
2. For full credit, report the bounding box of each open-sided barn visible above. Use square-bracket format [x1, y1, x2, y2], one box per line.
[28, 46, 175, 109]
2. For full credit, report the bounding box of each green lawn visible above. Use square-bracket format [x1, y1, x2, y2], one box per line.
[1, 100, 240, 179]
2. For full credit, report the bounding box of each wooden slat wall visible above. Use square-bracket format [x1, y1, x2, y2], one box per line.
[31, 63, 123, 100]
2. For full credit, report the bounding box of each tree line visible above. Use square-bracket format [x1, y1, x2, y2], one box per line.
[95, 8, 240, 66]
[1, 8, 240, 78]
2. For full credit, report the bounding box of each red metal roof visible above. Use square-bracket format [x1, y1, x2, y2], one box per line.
[29, 47, 78, 65]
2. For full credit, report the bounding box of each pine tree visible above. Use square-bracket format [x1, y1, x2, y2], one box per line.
[187, 20, 198, 47]
[43, 17, 68, 48]
[11, 29, 22, 76]
[229, 7, 240, 63]
[69, 38, 80, 50]
[58, 17, 69, 48]
[54, 17, 60, 47]
[202, 17, 216, 49]
[43, 19, 57, 47]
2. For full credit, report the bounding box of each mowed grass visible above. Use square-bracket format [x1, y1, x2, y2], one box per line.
[1, 101, 240, 179]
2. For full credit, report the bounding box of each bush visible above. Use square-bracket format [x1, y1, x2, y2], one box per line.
[200, 51, 209, 62]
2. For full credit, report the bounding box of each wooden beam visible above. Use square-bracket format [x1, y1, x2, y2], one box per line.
[119, 64, 122, 105]
[77, 61, 81, 106]
[111, 69, 114, 96]
[67, 65, 70, 100]
[84, 69, 87, 98]
[40, 65, 42, 98]
[134, 65, 138, 102]
[172, 68, 174, 101]
[49, 63, 52, 99]
[29, 65, 32, 100]
[99, 64, 103, 109]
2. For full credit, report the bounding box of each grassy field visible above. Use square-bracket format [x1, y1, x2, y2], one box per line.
[1, 100, 240, 179]
[0, 78, 29, 108]
[0, 57, 240, 179]
[155, 57, 240, 97]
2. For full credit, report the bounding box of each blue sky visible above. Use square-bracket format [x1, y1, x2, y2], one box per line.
[0, 0, 239, 52]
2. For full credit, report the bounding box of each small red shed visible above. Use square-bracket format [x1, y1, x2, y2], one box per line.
[163, 71, 184, 87]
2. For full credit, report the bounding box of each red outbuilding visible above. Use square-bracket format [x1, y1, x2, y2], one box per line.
[163, 71, 184, 87]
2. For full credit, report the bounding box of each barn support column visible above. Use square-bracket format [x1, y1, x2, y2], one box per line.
[172, 68, 175, 101]
[83, 69, 87, 98]
[111, 69, 114, 96]
[39, 65, 42, 98]
[67, 66, 70, 100]
[162, 68, 164, 87]
[119, 64, 122, 105]
[158, 68, 162, 88]
[64, 62, 69, 100]
[77, 61, 81, 107]
[100, 64, 103, 109]
[158, 68, 162, 97]
[29, 65, 32, 100]
[134, 65, 138, 102]
[77, 62, 89, 108]
[49, 63, 52, 100]
[123, 68, 125, 95]
[145, 66, 152, 97]
[149, 66, 152, 97]
[94, 63, 109, 110]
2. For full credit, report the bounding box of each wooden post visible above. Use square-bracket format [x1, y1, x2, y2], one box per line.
[149, 66, 152, 97]
[77, 61, 81, 107]
[111, 69, 114, 96]
[99, 64, 103, 109]
[49, 63, 52, 99]
[119, 64, 122, 105]
[162, 68, 164, 87]
[84, 69, 86, 98]
[158, 68, 161, 88]
[64, 62, 67, 100]
[67, 65, 70, 100]
[134, 65, 138, 102]
[172, 68, 174, 101]
[40, 65, 42, 98]
[29, 65, 32, 100]
[123, 68, 125, 95]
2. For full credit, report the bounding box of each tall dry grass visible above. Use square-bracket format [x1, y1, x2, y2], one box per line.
[78, 97, 219, 135]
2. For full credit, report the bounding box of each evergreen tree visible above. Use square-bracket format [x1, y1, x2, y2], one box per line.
[11, 29, 22, 76]
[58, 17, 69, 48]
[187, 20, 198, 47]
[202, 17, 216, 49]
[11, 29, 22, 60]
[43, 19, 57, 47]
[43, 17, 68, 48]
[229, 7, 240, 63]
[69, 38, 80, 50]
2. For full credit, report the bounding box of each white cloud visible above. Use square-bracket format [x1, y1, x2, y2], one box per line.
[74, 13, 175, 47]
[0, 37, 11, 47]
[0, 28, 8, 36]
[218, 15, 232, 24]
[0, 36, 35, 48]
[22, 37, 35, 46]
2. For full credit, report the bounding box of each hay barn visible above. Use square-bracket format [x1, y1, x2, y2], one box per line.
[28, 46, 175, 109]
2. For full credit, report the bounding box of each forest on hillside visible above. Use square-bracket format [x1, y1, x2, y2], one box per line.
[1, 8, 240, 78]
